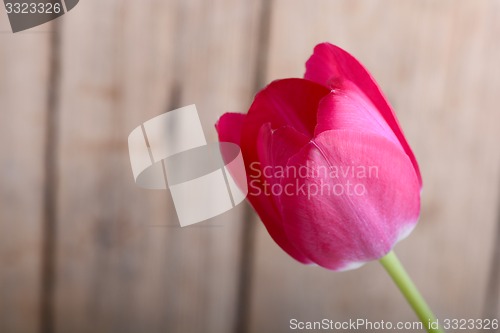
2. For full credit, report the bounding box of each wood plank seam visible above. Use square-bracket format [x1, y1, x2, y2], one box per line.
[482, 176, 500, 329]
[40, 20, 62, 333]
[233, 1, 274, 333]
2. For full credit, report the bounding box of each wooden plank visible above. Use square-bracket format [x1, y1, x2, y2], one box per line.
[53, 0, 263, 332]
[0, 15, 52, 333]
[248, 0, 500, 331]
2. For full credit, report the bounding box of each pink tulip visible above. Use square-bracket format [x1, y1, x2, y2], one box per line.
[216, 43, 422, 271]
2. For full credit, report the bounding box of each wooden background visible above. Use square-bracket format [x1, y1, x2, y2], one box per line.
[1, 0, 499, 332]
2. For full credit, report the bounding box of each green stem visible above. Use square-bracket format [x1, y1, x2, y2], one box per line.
[379, 251, 444, 333]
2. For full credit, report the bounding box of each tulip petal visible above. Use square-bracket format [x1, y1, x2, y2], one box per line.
[216, 112, 313, 264]
[305, 43, 422, 186]
[248, 191, 312, 264]
[279, 129, 420, 271]
[215, 112, 246, 146]
[249, 123, 312, 263]
[315, 84, 399, 147]
[243, 78, 330, 145]
[257, 123, 310, 187]
[241, 78, 329, 189]
[236, 79, 329, 261]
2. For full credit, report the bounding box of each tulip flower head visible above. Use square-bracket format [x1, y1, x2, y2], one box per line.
[216, 43, 421, 271]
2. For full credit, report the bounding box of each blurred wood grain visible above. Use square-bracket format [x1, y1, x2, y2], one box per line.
[51, 1, 263, 333]
[0, 1, 499, 333]
[0, 14, 52, 333]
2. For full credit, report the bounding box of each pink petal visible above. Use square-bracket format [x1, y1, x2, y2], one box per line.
[257, 123, 310, 187]
[315, 82, 400, 147]
[305, 43, 422, 186]
[247, 189, 311, 263]
[216, 114, 312, 263]
[236, 79, 329, 257]
[216, 112, 252, 197]
[215, 112, 246, 146]
[279, 129, 420, 271]
[242, 78, 329, 146]
[241, 78, 329, 187]
[247, 123, 312, 263]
